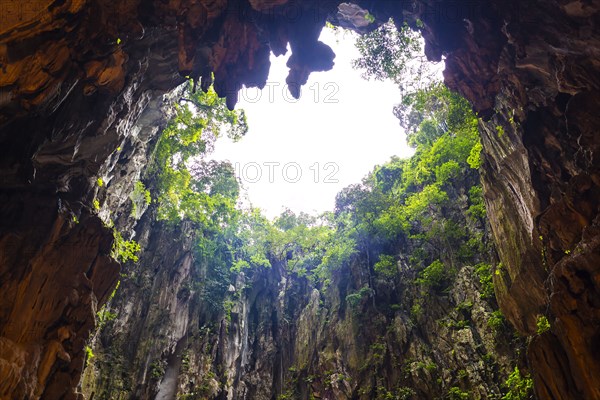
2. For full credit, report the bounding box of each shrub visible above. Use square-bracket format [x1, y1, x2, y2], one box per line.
[536, 315, 550, 334]
[416, 260, 447, 289]
[112, 230, 141, 263]
[346, 286, 372, 308]
[374, 254, 397, 278]
[488, 310, 505, 333]
[411, 302, 423, 320]
[448, 386, 469, 399]
[397, 387, 416, 399]
[502, 366, 533, 400]
[475, 263, 495, 299]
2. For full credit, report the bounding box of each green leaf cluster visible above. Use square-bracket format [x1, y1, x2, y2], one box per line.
[416, 260, 449, 290]
[345, 286, 373, 308]
[353, 18, 427, 94]
[148, 83, 246, 227]
[373, 254, 397, 278]
[130, 181, 151, 219]
[474, 262, 495, 299]
[328, 83, 484, 289]
[112, 230, 141, 263]
[502, 367, 533, 400]
[536, 315, 551, 335]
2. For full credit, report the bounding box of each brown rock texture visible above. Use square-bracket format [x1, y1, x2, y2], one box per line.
[354, 1, 600, 398]
[0, 195, 119, 399]
[0, 1, 337, 397]
[420, 2, 600, 398]
[0, 0, 599, 399]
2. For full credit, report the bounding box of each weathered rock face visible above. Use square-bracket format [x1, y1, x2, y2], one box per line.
[1, 0, 599, 399]
[0, 203, 119, 400]
[83, 204, 523, 400]
[351, 1, 600, 398]
[399, 2, 600, 398]
[0, 1, 337, 397]
[81, 219, 299, 400]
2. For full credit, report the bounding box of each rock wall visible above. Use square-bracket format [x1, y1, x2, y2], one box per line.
[81, 220, 299, 400]
[83, 210, 523, 400]
[1, 0, 599, 399]
[0, 1, 336, 397]
[402, 2, 600, 398]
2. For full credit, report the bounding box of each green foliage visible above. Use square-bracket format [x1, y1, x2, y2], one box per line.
[404, 184, 448, 219]
[112, 230, 141, 263]
[138, 84, 252, 321]
[374, 254, 397, 278]
[396, 387, 416, 399]
[488, 310, 505, 333]
[448, 386, 469, 399]
[223, 299, 235, 322]
[467, 140, 483, 169]
[97, 307, 117, 328]
[467, 186, 486, 222]
[496, 125, 505, 137]
[149, 360, 165, 380]
[536, 315, 551, 334]
[416, 260, 448, 290]
[93, 199, 100, 210]
[370, 341, 387, 364]
[353, 18, 428, 94]
[455, 301, 473, 313]
[375, 385, 395, 400]
[330, 84, 482, 283]
[411, 301, 423, 320]
[315, 233, 357, 285]
[150, 83, 246, 225]
[97, 177, 104, 187]
[502, 367, 533, 400]
[396, 82, 477, 146]
[327, 82, 482, 292]
[130, 181, 151, 218]
[345, 286, 373, 308]
[475, 262, 495, 299]
[230, 259, 250, 274]
[84, 345, 94, 366]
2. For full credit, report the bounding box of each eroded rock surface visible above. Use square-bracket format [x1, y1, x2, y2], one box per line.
[83, 211, 523, 400]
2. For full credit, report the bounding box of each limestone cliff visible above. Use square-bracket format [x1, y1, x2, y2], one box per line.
[0, 0, 599, 399]
[82, 201, 525, 400]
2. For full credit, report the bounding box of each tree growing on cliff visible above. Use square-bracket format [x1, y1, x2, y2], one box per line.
[150, 83, 247, 225]
[353, 18, 436, 96]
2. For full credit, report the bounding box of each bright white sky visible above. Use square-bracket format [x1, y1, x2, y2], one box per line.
[210, 28, 414, 219]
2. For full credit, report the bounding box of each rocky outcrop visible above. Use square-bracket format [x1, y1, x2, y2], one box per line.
[341, 1, 600, 398]
[0, 199, 119, 399]
[407, 2, 600, 398]
[0, 0, 338, 394]
[83, 212, 523, 400]
[276, 263, 522, 400]
[1, 0, 600, 398]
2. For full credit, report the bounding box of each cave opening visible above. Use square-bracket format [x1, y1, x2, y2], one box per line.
[208, 25, 420, 218]
[77, 16, 520, 400]
[1, 1, 599, 399]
